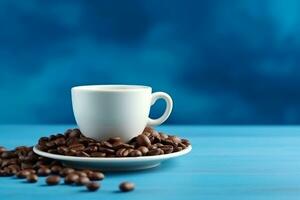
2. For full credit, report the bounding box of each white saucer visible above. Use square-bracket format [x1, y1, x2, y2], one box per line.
[33, 145, 192, 171]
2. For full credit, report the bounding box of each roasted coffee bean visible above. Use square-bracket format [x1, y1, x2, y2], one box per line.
[57, 146, 69, 155]
[69, 144, 85, 151]
[37, 167, 51, 176]
[16, 170, 31, 178]
[68, 129, 81, 138]
[2, 167, 14, 176]
[0, 146, 6, 153]
[50, 165, 62, 174]
[181, 139, 190, 146]
[107, 137, 122, 144]
[144, 126, 154, 133]
[169, 136, 181, 144]
[7, 164, 19, 174]
[98, 147, 115, 154]
[101, 141, 113, 148]
[35, 127, 190, 158]
[46, 175, 60, 185]
[119, 182, 135, 192]
[136, 135, 151, 147]
[129, 150, 142, 157]
[85, 146, 98, 153]
[121, 149, 133, 157]
[76, 151, 90, 157]
[75, 171, 87, 177]
[147, 149, 164, 156]
[174, 146, 183, 152]
[54, 138, 66, 146]
[46, 141, 56, 148]
[75, 176, 90, 186]
[137, 146, 149, 155]
[159, 132, 169, 140]
[88, 172, 104, 181]
[27, 174, 38, 183]
[60, 167, 75, 177]
[160, 145, 174, 154]
[178, 142, 187, 149]
[64, 173, 79, 184]
[91, 152, 106, 157]
[86, 182, 100, 191]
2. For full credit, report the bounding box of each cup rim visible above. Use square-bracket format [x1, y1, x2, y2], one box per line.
[72, 84, 152, 92]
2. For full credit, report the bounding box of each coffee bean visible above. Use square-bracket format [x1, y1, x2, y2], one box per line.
[57, 146, 68, 154]
[119, 182, 135, 192]
[137, 135, 151, 147]
[54, 138, 66, 146]
[101, 141, 113, 148]
[160, 145, 174, 154]
[37, 167, 51, 176]
[68, 129, 81, 138]
[169, 136, 181, 144]
[26, 174, 38, 183]
[137, 146, 149, 155]
[60, 167, 75, 177]
[88, 172, 105, 181]
[46, 175, 60, 185]
[85, 146, 98, 153]
[108, 137, 122, 144]
[0, 146, 6, 153]
[86, 182, 100, 191]
[35, 127, 190, 159]
[129, 150, 142, 157]
[98, 147, 115, 154]
[64, 173, 79, 184]
[91, 152, 106, 157]
[16, 170, 31, 178]
[75, 171, 87, 177]
[147, 149, 164, 156]
[50, 165, 62, 174]
[159, 132, 169, 139]
[69, 144, 85, 151]
[144, 126, 154, 133]
[75, 176, 90, 186]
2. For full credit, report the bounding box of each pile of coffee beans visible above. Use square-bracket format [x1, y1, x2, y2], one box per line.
[0, 126, 190, 193]
[0, 144, 135, 192]
[36, 127, 190, 158]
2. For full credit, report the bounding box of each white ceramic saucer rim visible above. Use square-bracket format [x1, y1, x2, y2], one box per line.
[33, 145, 192, 163]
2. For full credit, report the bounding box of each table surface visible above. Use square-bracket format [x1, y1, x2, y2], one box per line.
[1, 125, 300, 200]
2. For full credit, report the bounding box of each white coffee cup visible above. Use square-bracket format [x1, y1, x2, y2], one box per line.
[71, 85, 173, 141]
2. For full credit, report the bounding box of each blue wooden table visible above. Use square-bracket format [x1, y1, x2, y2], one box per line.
[1, 125, 300, 200]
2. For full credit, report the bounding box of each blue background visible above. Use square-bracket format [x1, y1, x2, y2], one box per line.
[0, 0, 299, 124]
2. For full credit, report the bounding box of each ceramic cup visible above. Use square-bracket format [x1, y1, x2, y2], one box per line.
[71, 85, 173, 141]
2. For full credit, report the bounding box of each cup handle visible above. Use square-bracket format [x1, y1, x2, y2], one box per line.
[147, 92, 173, 126]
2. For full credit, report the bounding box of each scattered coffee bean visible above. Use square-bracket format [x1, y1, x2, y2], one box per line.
[86, 182, 100, 191]
[0, 126, 189, 193]
[27, 174, 38, 183]
[46, 175, 60, 185]
[64, 173, 79, 184]
[119, 182, 135, 192]
[60, 167, 75, 177]
[37, 167, 51, 176]
[0, 146, 6, 153]
[75, 171, 87, 177]
[75, 176, 90, 186]
[50, 165, 62, 174]
[88, 172, 105, 181]
[16, 170, 31, 179]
